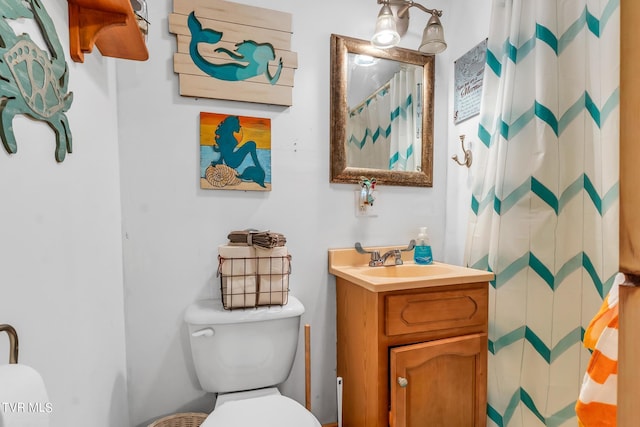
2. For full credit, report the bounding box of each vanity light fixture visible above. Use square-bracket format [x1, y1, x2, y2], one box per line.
[371, 0, 447, 54]
[371, 3, 401, 49]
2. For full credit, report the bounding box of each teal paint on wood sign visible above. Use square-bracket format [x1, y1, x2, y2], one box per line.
[170, 0, 297, 106]
[0, 0, 73, 162]
[188, 12, 283, 85]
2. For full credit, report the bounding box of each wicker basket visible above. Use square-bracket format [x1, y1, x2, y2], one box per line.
[147, 412, 208, 427]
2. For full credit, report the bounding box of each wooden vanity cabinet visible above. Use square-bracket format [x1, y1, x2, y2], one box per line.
[336, 277, 488, 427]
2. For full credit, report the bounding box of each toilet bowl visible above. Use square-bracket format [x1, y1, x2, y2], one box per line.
[200, 388, 320, 427]
[185, 295, 321, 427]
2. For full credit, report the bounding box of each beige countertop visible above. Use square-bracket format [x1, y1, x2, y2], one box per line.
[328, 246, 495, 292]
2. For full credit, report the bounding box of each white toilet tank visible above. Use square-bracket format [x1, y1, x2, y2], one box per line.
[184, 296, 305, 393]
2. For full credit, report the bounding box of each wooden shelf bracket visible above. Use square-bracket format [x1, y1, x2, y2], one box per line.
[67, 0, 149, 63]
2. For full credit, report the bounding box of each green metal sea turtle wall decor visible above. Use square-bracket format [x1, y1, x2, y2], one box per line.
[0, 0, 73, 162]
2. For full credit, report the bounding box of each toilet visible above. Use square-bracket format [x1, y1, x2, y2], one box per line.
[184, 295, 321, 427]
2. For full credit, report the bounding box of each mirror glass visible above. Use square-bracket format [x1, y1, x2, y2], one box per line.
[330, 34, 434, 187]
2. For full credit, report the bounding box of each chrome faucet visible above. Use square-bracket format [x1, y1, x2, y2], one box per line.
[380, 249, 403, 266]
[355, 240, 416, 267]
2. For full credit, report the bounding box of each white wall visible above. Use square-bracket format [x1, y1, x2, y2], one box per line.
[116, 0, 492, 425]
[118, 0, 448, 425]
[0, 0, 491, 426]
[444, 1, 492, 266]
[0, 1, 129, 426]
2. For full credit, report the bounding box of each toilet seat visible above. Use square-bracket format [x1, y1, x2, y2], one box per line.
[201, 393, 321, 427]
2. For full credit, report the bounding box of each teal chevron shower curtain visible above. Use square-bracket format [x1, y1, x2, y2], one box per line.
[347, 90, 391, 170]
[389, 67, 422, 171]
[346, 68, 421, 171]
[465, 1, 619, 426]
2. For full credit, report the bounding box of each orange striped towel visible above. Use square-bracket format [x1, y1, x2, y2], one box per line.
[575, 273, 623, 426]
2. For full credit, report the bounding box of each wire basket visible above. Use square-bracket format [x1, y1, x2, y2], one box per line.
[217, 255, 291, 310]
[147, 412, 208, 427]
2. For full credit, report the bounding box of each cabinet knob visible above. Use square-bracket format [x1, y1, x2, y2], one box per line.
[397, 377, 408, 388]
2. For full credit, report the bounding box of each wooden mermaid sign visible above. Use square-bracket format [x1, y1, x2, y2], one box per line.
[170, 0, 297, 106]
[200, 112, 271, 191]
[187, 12, 283, 85]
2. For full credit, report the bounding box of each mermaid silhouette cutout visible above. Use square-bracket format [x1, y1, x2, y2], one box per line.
[212, 116, 266, 188]
[188, 12, 283, 85]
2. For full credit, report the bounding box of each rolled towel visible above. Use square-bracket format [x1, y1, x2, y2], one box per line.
[226, 229, 287, 248]
[218, 245, 256, 275]
[258, 274, 289, 305]
[222, 276, 257, 308]
[227, 229, 253, 245]
[251, 231, 286, 249]
[255, 246, 290, 275]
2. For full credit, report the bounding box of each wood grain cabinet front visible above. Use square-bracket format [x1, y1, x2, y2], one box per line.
[336, 278, 489, 427]
[390, 333, 487, 427]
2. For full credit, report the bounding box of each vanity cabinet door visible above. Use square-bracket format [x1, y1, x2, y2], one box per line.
[390, 333, 487, 427]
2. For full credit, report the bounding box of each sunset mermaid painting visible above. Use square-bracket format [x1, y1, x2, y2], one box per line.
[200, 113, 272, 191]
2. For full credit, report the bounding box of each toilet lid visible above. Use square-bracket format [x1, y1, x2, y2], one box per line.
[201, 394, 320, 427]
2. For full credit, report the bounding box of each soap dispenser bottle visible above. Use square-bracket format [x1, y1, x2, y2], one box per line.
[414, 227, 433, 265]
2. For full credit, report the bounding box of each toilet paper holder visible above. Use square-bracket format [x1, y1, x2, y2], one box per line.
[0, 324, 19, 364]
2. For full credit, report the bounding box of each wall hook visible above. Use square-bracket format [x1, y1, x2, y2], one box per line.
[452, 134, 472, 168]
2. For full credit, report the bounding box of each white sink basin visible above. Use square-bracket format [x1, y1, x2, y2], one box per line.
[328, 246, 494, 292]
[360, 264, 454, 278]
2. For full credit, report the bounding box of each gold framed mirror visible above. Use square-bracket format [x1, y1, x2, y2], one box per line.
[330, 34, 435, 187]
